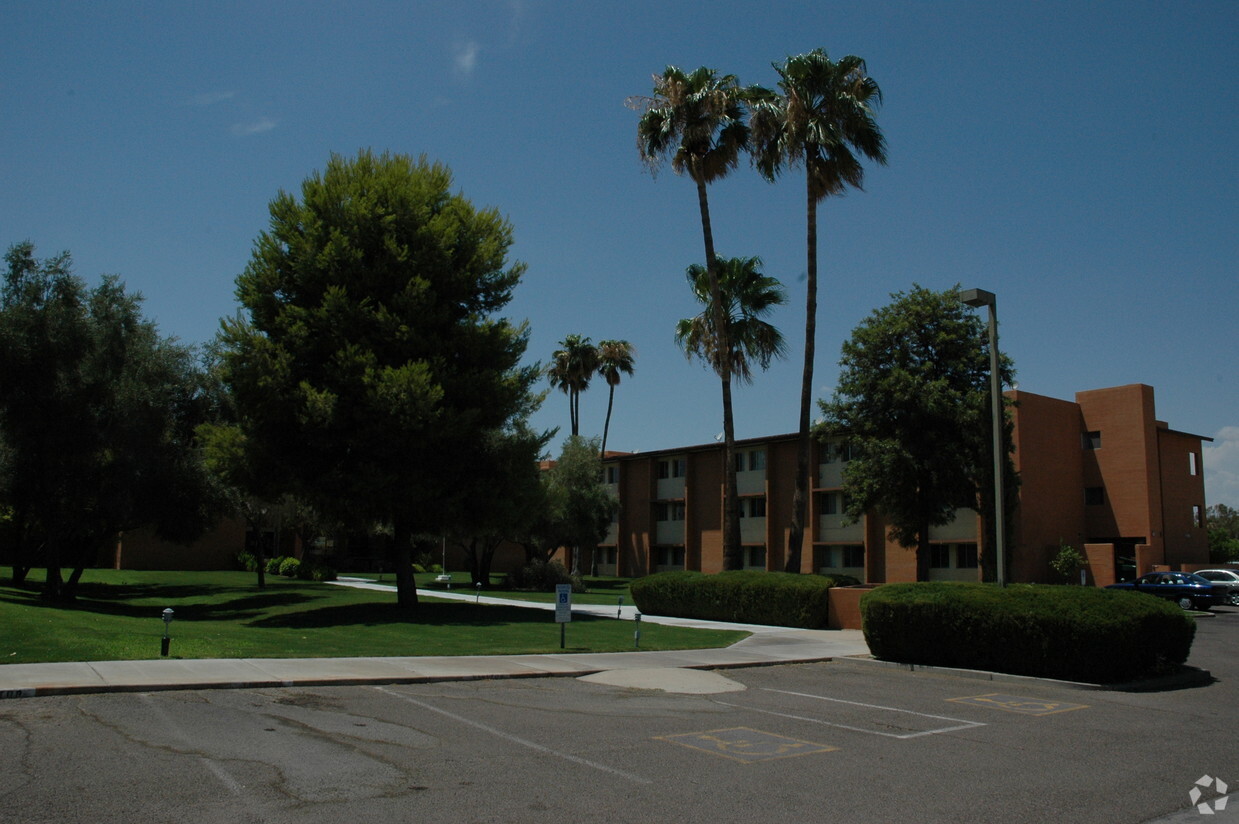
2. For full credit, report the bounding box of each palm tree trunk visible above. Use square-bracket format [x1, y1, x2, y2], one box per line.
[694, 171, 742, 569]
[785, 184, 817, 573]
[601, 385, 615, 456]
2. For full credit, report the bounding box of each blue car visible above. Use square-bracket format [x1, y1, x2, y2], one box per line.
[1107, 572, 1224, 611]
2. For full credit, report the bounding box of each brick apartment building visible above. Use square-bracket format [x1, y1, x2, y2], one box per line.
[593, 384, 1211, 586]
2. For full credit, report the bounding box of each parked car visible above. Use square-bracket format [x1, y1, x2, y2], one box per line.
[1193, 569, 1239, 606]
[1106, 572, 1224, 611]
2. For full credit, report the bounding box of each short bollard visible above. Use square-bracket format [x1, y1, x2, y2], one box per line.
[160, 607, 174, 657]
[617, 595, 624, 619]
[634, 613, 641, 649]
[476, 582, 482, 603]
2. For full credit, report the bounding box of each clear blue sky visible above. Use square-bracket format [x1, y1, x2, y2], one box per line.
[4, 1, 1237, 507]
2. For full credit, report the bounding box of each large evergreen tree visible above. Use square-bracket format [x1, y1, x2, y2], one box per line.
[216, 150, 539, 612]
[0, 242, 223, 599]
[819, 285, 1014, 581]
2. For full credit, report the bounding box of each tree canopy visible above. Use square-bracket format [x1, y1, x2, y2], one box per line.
[215, 150, 540, 611]
[819, 284, 1014, 581]
[0, 242, 223, 599]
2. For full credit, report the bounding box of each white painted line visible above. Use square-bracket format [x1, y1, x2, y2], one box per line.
[710, 688, 987, 740]
[375, 686, 652, 784]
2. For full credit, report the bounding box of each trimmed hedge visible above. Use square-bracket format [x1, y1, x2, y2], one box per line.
[630, 570, 857, 629]
[861, 582, 1196, 683]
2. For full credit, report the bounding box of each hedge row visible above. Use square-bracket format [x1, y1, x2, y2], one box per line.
[630, 570, 857, 629]
[861, 582, 1196, 683]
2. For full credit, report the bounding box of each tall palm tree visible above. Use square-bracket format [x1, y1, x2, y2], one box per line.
[676, 256, 787, 571]
[634, 65, 753, 566]
[546, 334, 599, 437]
[749, 49, 886, 574]
[596, 339, 635, 456]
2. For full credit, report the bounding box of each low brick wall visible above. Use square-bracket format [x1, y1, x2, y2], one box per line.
[828, 585, 879, 630]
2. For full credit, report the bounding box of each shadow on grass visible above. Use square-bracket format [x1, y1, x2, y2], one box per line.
[248, 600, 610, 629]
[0, 584, 322, 622]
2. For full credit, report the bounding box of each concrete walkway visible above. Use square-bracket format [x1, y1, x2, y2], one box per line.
[0, 578, 872, 699]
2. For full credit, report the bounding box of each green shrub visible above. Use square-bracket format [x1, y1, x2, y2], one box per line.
[234, 551, 258, 572]
[630, 570, 850, 629]
[861, 582, 1196, 683]
[309, 563, 337, 582]
[508, 559, 585, 593]
[293, 561, 337, 582]
[278, 557, 301, 578]
[265, 555, 288, 575]
[412, 563, 427, 574]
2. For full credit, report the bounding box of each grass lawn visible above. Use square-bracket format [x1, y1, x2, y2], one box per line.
[0, 570, 746, 664]
[348, 571, 635, 606]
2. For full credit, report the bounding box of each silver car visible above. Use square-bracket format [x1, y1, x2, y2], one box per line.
[1195, 569, 1239, 606]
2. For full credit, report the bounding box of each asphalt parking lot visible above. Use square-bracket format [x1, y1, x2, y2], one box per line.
[2, 607, 1237, 824]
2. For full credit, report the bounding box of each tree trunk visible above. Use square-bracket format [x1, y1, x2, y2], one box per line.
[785, 183, 818, 574]
[391, 518, 420, 613]
[479, 538, 499, 588]
[694, 171, 741, 571]
[600, 386, 615, 456]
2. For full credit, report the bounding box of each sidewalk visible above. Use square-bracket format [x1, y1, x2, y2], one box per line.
[0, 579, 872, 699]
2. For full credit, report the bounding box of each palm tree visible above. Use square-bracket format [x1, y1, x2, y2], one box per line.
[676, 256, 787, 571]
[634, 65, 753, 565]
[749, 49, 886, 574]
[596, 339, 635, 456]
[546, 334, 598, 437]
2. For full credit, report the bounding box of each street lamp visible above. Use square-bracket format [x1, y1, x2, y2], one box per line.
[959, 288, 1006, 587]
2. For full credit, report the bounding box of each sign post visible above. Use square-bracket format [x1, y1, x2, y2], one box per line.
[555, 584, 571, 649]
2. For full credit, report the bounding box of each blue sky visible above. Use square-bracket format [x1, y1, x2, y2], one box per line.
[4, 1, 1237, 506]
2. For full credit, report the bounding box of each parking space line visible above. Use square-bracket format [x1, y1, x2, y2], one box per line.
[710, 688, 987, 740]
[374, 686, 651, 785]
[947, 694, 1089, 716]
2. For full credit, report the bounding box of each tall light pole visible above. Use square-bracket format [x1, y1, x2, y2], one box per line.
[959, 288, 1006, 587]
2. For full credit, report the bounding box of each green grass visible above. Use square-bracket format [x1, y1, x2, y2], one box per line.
[349, 571, 635, 606]
[1, 570, 745, 664]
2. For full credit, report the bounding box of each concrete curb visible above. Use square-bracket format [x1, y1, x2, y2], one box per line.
[835, 654, 1213, 692]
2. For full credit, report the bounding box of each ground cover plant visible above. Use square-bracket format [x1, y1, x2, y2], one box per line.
[0, 570, 744, 664]
[861, 582, 1196, 683]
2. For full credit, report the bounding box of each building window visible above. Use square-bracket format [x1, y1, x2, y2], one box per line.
[655, 546, 685, 567]
[929, 545, 951, 568]
[741, 496, 766, 518]
[1193, 505, 1204, 528]
[749, 450, 766, 471]
[956, 544, 979, 568]
[657, 460, 669, 479]
[605, 465, 619, 484]
[673, 458, 686, 478]
[745, 546, 767, 568]
[1083, 430, 1101, 450]
[820, 492, 840, 516]
[1189, 452, 1199, 476]
[1084, 486, 1104, 506]
[654, 502, 683, 521]
[841, 546, 865, 568]
[599, 547, 617, 564]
